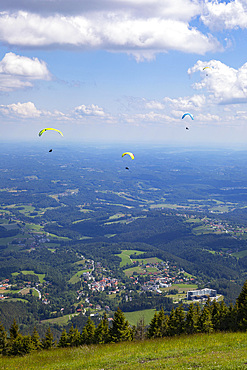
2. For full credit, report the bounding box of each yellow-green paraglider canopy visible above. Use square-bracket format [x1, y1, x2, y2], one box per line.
[38, 128, 63, 137]
[122, 152, 134, 160]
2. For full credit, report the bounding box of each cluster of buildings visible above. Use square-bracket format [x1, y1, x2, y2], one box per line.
[0, 279, 10, 300]
[187, 288, 217, 301]
[88, 277, 119, 293]
[142, 278, 172, 293]
[175, 212, 247, 238]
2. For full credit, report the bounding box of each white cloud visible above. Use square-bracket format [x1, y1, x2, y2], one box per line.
[0, 1, 201, 20]
[201, 0, 247, 31]
[196, 112, 220, 122]
[0, 101, 112, 122]
[188, 59, 247, 104]
[145, 100, 165, 110]
[0, 102, 42, 118]
[0, 101, 67, 120]
[124, 111, 176, 123]
[0, 52, 51, 91]
[0, 52, 50, 78]
[74, 104, 107, 117]
[0, 8, 220, 60]
[163, 94, 206, 110]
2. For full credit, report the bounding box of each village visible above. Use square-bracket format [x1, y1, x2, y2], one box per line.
[71, 254, 202, 315]
[173, 212, 247, 239]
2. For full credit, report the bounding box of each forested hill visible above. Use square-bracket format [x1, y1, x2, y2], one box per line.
[1, 144, 247, 337]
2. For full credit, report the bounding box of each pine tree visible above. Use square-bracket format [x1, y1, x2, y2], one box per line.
[31, 327, 41, 350]
[9, 335, 34, 356]
[227, 302, 238, 332]
[198, 301, 213, 334]
[147, 311, 159, 339]
[68, 324, 81, 347]
[42, 327, 54, 349]
[134, 317, 146, 341]
[236, 279, 247, 331]
[94, 313, 109, 344]
[108, 307, 132, 343]
[157, 308, 168, 338]
[0, 321, 7, 354]
[211, 300, 221, 331]
[211, 300, 229, 332]
[81, 317, 95, 345]
[174, 304, 185, 335]
[219, 300, 229, 331]
[9, 319, 19, 341]
[167, 308, 177, 336]
[185, 303, 199, 335]
[58, 329, 68, 348]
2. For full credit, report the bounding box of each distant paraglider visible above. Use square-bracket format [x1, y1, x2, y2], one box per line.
[203, 66, 211, 76]
[122, 152, 134, 170]
[182, 113, 194, 120]
[122, 152, 135, 160]
[38, 128, 64, 137]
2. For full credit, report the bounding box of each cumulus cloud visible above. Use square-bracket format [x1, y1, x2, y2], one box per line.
[0, 52, 51, 91]
[123, 111, 176, 124]
[0, 3, 220, 60]
[0, 100, 112, 123]
[0, 102, 42, 118]
[0, 101, 67, 120]
[145, 100, 165, 110]
[0, 0, 201, 19]
[163, 94, 206, 110]
[201, 0, 247, 31]
[188, 59, 247, 104]
[74, 104, 107, 117]
[196, 112, 220, 122]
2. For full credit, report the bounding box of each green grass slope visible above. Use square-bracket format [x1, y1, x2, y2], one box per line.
[1, 331, 247, 369]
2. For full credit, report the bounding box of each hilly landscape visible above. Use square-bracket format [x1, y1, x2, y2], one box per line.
[0, 143, 247, 338]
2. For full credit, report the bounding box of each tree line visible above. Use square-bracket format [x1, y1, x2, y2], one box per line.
[0, 308, 133, 356]
[1, 279, 247, 357]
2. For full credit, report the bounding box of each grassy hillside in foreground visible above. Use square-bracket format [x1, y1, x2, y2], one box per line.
[1, 331, 247, 369]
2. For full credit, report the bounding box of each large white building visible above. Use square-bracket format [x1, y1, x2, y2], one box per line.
[187, 288, 217, 300]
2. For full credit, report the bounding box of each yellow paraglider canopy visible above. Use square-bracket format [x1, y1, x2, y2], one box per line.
[122, 152, 134, 160]
[38, 128, 63, 137]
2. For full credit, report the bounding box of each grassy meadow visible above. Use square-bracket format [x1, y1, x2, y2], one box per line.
[124, 308, 156, 326]
[12, 270, 45, 283]
[1, 331, 247, 369]
[116, 249, 145, 267]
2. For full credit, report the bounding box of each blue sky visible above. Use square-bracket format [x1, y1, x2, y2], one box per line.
[1, 0, 247, 146]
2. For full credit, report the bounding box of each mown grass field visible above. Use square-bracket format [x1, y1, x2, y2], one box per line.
[1, 331, 247, 369]
[124, 308, 156, 326]
[68, 269, 91, 284]
[12, 270, 45, 283]
[123, 257, 164, 277]
[232, 249, 247, 259]
[116, 249, 145, 267]
[41, 313, 79, 325]
[124, 266, 144, 277]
